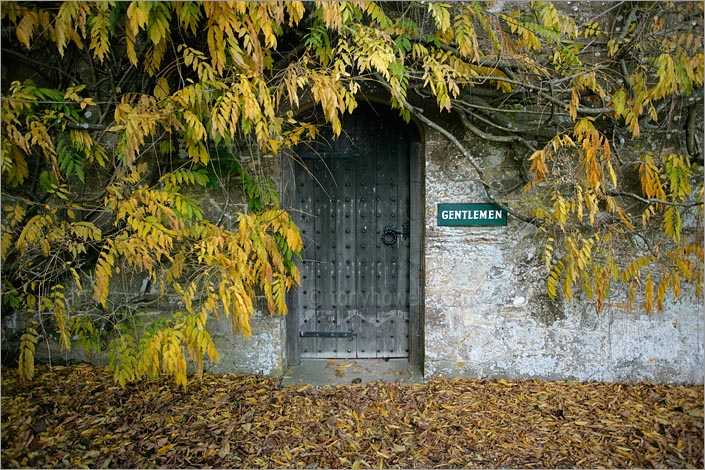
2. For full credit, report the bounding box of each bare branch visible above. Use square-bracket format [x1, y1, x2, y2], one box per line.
[1, 48, 80, 84]
[686, 92, 704, 161]
[65, 121, 108, 131]
[608, 191, 704, 208]
[455, 107, 537, 152]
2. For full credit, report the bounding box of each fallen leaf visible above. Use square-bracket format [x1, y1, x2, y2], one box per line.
[0, 365, 702, 469]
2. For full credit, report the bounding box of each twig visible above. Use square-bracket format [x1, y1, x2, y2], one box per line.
[608, 191, 704, 208]
[456, 108, 537, 153]
[65, 121, 108, 131]
[1, 48, 80, 84]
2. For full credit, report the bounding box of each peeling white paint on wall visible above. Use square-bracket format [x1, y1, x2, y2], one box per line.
[205, 314, 287, 377]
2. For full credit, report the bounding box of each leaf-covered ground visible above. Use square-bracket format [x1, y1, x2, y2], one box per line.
[1, 365, 702, 468]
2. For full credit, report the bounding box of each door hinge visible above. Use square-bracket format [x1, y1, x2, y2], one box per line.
[299, 330, 357, 339]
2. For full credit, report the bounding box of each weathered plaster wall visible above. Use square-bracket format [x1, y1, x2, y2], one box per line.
[423, 128, 704, 384]
[203, 313, 286, 376]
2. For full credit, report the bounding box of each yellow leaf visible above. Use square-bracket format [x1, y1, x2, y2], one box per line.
[157, 443, 176, 455]
[15, 10, 38, 49]
[154, 77, 170, 100]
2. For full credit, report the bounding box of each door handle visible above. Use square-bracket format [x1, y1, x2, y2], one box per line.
[382, 226, 404, 245]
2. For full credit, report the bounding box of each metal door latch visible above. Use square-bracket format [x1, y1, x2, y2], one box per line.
[382, 225, 407, 245]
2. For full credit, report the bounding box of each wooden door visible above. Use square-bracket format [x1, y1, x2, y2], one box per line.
[288, 104, 415, 359]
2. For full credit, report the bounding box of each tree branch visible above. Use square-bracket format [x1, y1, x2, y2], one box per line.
[454, 94, 547, 134]
[686, 91, 704, 161]
[455, 108, 537, 152]
[405, 69, 615, 116]
[273, 40, 308, 71]
[64, 121, 108, 131]
[406, 34, 518, 80]
[1, 47, 80, 84]
[608, 191, 704, 208]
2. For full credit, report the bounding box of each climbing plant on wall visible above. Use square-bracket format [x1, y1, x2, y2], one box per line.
[2, 1, 702, 385]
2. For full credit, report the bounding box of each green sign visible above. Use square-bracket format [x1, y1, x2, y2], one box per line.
[437, 203, 507, 227]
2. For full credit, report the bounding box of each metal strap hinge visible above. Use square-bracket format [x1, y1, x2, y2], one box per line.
[299, 331, 357, 339]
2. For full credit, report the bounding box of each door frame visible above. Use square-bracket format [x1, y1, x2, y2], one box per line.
[282, 101, 425, 366]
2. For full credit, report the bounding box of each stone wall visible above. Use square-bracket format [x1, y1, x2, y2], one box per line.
[3, 106, 704, 383]
[4, 121, 702, 385]
[3, 122, 702, 385]
[422, 127, 704, 385]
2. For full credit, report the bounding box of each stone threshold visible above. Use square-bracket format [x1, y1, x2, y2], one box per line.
[280, 358, 423, 387]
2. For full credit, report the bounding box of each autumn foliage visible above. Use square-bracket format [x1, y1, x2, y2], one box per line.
[1, 1, 703, 386]
[1, 364, 703, 468]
